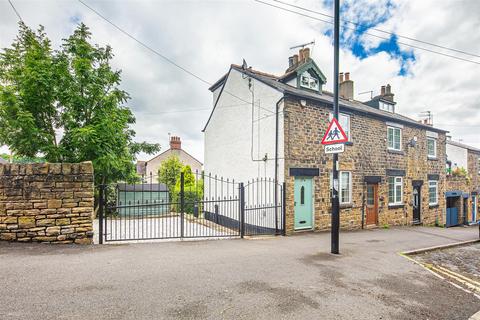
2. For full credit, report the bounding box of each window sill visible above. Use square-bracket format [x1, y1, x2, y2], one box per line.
[387, 149, 404, 155]
[427, 157, 438, 161]
[388, 204, 404, 209]
[340, 203, 353, 209]
[429, 204, 439, 208]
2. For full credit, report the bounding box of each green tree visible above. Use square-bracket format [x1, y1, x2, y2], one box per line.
[158, 155, 183, 193]
[0, 153, 44, 164]
[0, 23, 159, 184]
[0, 23, 60, 161]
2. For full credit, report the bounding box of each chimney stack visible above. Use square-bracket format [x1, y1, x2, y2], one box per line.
[382, 84, 394, 102]
[170, 136, 181, 150]
[339, 72, 354, 100]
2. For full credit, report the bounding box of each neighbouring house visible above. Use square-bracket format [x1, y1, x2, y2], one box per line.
[445, 139, 480, 226]
[116, 183, 169, 216]
[137, 136, 203, 180]
[203, 47, 449, 234]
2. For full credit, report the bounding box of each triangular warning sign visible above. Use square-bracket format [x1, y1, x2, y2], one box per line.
[321, 118, 348, 145]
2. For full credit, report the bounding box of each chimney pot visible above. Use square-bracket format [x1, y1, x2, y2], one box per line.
[288, 56, 294, 67]
[293, 54, 299, 65]
[381, 86, 386, 95]
[345, 72, 350, 81]
[298, 49, 304, 62]
[170, 136, 181, 150]
[339, 72, 344, 83]
[303, 47, 310, 60]
[386, 84, 391, 94]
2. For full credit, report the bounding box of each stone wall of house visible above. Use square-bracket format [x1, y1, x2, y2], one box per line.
[468, 150, 480, 222]
[446, 175, 470, 224]
[283, 98, 447, 234]
[446, 148, 480, 224]
[0, 162, 94, 244]
[468, 150, 480, 192]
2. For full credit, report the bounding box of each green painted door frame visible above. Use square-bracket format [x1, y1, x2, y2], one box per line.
[294, 177, 313, 230]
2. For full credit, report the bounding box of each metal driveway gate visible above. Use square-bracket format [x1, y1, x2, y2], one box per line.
[98, 173, 285, 243]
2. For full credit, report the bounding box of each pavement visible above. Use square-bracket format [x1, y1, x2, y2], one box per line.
[1, 226, 479, 320]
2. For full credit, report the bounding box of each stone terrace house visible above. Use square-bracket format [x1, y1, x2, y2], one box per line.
[203, 48, 448, 234]
[446, 139, 480, 225]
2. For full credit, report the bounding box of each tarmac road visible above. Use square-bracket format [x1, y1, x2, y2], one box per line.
[1, 226, 479, 320]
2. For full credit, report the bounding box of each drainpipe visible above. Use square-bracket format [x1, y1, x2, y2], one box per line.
[361, 188, 365, 229]
[274, 97, 284, 233]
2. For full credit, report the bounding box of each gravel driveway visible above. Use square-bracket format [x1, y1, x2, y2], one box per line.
[1, 226, 479, 320]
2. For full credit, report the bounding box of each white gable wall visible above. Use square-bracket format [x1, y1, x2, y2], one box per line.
[204, 69, 284, 184]
[447, 142, 468, 171]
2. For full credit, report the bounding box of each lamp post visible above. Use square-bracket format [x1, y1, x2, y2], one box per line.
[331, 0, 341, 254]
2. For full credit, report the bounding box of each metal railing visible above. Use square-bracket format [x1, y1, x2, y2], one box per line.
[97, 172, 285, 243]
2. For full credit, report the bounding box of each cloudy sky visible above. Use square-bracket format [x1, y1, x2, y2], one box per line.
[0, 0, 479, 162]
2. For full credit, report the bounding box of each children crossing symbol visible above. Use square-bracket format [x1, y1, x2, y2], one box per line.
[321, 118, 348, 145]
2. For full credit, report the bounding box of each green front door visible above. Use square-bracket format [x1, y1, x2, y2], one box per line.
[294, 177, 313, 230]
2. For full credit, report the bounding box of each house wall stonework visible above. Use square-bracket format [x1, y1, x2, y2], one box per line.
[283, 98, 447, 234]
[448, 150, 480, 223]
[0, 162, 94, 244]
[468, 150, 480, 191]
[446, 176, 470, 224]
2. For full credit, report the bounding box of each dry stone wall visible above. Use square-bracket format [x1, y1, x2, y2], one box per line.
[0, 162, 94, 244]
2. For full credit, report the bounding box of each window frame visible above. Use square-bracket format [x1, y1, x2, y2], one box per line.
[428, 180, 438, 206]
[427, 137, 437, 159]
[388, 176, 403, 205]
[387, 126, 402, 151]
[379, 101, 394, 113]
[329, 112, 351, 141]
[299, 71, 319, 91]
[330, 171, 352, 205]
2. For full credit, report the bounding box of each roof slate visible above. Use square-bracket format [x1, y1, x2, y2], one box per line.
[447, 140, 480, 153]
[230, 65, 448, 133]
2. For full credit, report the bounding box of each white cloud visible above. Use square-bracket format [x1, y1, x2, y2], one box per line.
[0, 0, 478, 164]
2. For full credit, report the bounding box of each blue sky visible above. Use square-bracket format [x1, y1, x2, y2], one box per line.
[323, 0, 415, 76]
[0, 0, 479, 160]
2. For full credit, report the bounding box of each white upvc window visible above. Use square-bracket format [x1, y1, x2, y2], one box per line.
[379, 101, 394, 112]
[428, 180, 438, 205]
[388, 176, 403, 205]
[329, 113, 351, 141]
[387, 126, 402, 151]
[427, 137, 437, 158]
[330, 171, 352, 205]
[300, 71, 319, 91]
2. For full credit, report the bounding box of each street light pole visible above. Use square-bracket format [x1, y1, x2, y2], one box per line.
[331, 0, 340, 254]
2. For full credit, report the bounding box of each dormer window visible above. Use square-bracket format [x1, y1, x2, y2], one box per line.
[300, 71, 319, 91]
[379, 101, 394, 113]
